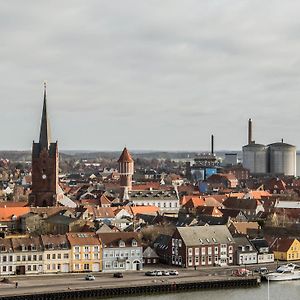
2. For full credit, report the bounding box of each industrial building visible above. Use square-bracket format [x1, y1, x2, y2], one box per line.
[242, 119, 297, 176]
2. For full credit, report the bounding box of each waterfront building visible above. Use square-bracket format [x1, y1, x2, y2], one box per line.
[11, 236, 44, 275]
[0, 238, 14, 276]
[67, 232, 102, 272]
[98, 232, 143, 272]
[41, 234, 70, 273]
[270, 238, 300, 261]
[234, 236, 257, 265]
[250, 238, 274, 264]
[169, 225, 235, 268]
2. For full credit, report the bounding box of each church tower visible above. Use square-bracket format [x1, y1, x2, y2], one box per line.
[118, 147, 134, 200]
[29, 83, 59, 207]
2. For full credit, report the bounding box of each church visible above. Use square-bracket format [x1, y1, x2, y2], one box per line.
[29, 84, 59, 207]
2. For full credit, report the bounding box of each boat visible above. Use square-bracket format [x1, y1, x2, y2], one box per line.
[265, 263, 300, 281]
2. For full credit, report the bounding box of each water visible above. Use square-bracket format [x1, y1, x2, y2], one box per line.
[103, 281, 300, 300]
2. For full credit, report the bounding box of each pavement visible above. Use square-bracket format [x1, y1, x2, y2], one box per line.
[0, 262, 284, 297]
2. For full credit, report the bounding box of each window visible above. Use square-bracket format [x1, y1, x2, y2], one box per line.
[52, 264, 56, 270]
[74, 264, 80, 271]
[28, 265, 32, 271]
[131, 250, 135, 257]
[58, 254, 61, 259]
[47, 264, 51, 270]
[208, 256, 212, 264]
[39, 255, 43, 261]
[3, 256, 7, 262]
[64, 253, 69, 259]
[22, 256, 26, 261]
[74, 246, 80, 253]
[94, 246, 99, 252]
[132, 240, 137, 247]
[113, 261, 118, 268]
[33, 255, 37, 261]
[84, 253, 90, 260]
[195, 248, 199, 255]
[9, 256, 13, 262]
[57, 264, 61, 270]
[17, 256, 20, 262]
[33, 265, 37, 271]
[52, 254, 56, 260]
[208, 247, 212, 255]
[93, 253, 99, 259]
[105, 262, 111, 269]
[3, 266, 6, 272]
[188, 256, 193, 266]
[83, 263, 89, 270]
[188, 248, 193, 256]
[178, 239, 182, 247]
[84, 246, 89, 253]
[119, 241, 125, 247]
[215, 246, 218, 254]
[28, 255, 32, 261]
[195, 256, 199, 265]
[74, 254, 80, 260]
[201, 256, 206, 265]
[201, 247, 206, 255]
[47, 254, 50, 260]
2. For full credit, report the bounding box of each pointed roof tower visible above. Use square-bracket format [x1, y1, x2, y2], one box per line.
[118, 147, 133, 163]
[39, 82, 51, 149]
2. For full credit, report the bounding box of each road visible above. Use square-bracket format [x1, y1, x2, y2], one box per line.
[0, 262, 281, 297]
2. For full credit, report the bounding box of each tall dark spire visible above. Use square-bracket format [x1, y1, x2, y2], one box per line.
[39, 82, 51, 149]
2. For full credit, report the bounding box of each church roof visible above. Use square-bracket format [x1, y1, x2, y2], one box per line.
[118, 147, 133, 163]
[39, 83, 51, 149]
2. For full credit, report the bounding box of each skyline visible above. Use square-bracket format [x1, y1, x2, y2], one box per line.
[1, 1, 300, 151]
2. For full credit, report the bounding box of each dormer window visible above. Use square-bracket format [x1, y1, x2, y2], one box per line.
[21, 244, 26, 251]
[132, 240, 137, 247]
[119, 240, 125, 248]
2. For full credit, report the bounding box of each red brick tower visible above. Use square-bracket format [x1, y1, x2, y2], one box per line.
[29, 83, 59, 207]
[118, 147, 134, 199]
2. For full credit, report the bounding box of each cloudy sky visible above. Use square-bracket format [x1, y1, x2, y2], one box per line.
[1, 1, 300, 151]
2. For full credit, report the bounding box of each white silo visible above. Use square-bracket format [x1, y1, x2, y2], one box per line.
[242, 143, 268, 174]
[268, 142, 296, 176]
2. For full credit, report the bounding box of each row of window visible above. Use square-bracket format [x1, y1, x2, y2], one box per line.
[74, 246, 99, 253]
[134, 201, 178, 208]
[46, 253, 69, 260]
[74, 253, 99, 260]
[103, 249, 141, 258]
[0, 254, 43, 262]
[172, 255, 233, 266]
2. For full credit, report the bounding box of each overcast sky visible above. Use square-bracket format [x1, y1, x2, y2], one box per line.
[1, 1, 300, 151]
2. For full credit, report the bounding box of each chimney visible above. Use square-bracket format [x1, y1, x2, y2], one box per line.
[248, 118, 253, 145]
[211, 134, 214, 155]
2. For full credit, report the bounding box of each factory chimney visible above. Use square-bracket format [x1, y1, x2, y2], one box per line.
[211, 134, 214, 155]
[248, 118, 253, 145]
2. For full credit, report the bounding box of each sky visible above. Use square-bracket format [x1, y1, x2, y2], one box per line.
[1, 0, 300, 152]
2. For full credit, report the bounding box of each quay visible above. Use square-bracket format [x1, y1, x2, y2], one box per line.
[0, 274, 261, 300]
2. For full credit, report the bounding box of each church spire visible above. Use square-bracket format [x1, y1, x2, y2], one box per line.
[39, 82, 51, 149]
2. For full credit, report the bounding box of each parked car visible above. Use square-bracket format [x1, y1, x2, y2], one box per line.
[85, 274, 95, 281]
[254, 267, 268, 275]
[154, 270, 163, 276]
[145, 271, 156, 276]
[113, 272, 123, 278]
[169, 270, 179, 276]
[162, 270, 170, 276]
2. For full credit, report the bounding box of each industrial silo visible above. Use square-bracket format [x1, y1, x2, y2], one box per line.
[268, 142, 296, 176]
[242, 143, 268, 174]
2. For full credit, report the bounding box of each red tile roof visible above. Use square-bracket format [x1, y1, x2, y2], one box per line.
[118, 147, 134, 163]
[0, 207, 30, 222]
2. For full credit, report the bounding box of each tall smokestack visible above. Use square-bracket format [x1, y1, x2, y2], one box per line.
[248, 118, 252, 145]
[211, 134, 214, 155]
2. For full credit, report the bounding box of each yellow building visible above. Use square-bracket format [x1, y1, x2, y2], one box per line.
[272, 238, 300, 261]
[66, 233, 102, 272]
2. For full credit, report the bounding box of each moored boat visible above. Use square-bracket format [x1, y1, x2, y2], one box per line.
[265, 263, 300, 281]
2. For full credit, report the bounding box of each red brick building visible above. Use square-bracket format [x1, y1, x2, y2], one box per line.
[29, 84, 59, 207]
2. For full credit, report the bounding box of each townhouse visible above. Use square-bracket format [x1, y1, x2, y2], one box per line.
[168, 225, 235, 268]
[98, 232, 143, 272]
[0, 238, 14, 275]
[251, 238, 274, 264]
[234, 236, 257, 265]
[41, 234, 71, 273]
[11, 236, 44, 275]
[67, 232, 102, 272]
